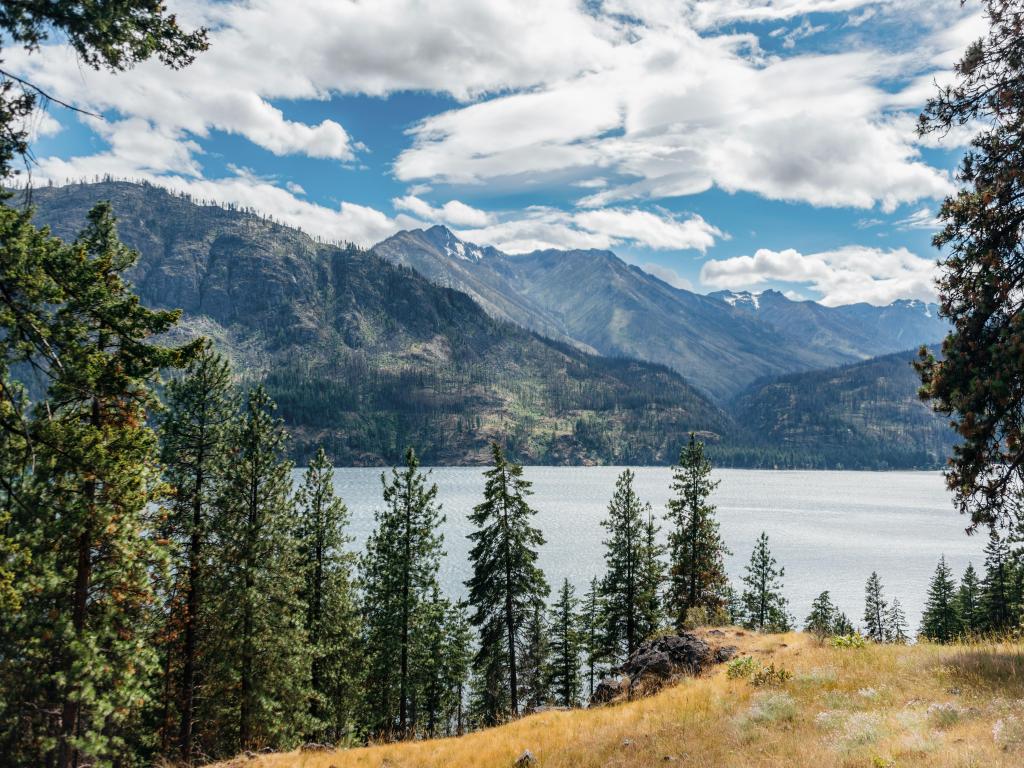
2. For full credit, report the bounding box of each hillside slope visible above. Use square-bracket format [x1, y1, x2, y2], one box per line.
[22, 181, 733, 465]
[733, 349, 954, 469]
[215, 630, 1024, 768]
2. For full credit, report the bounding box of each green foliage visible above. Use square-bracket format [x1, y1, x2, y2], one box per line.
[519, 604, 552, 711]
[580, 577, 605, 702]
[740, 532, 791, 632]
[829, 634, 867, 649]
[466, 443, 549, 723]
[360, 447, 445, 738]
[863, 572, 888, 643]
[885, 599, 909, 645]
[980, 530, 1016, 633]
[916, 0, 1024, 529]
[749, 664, 793, 688]
[955, 563, 983, 636]
[919, 556, 960, 644]
[295, 448, 361, 743]
[726, 656, 760, 680]
[598, 469, 664, 663]
[548, 579, 583, 708]
[805, 591, 840, 641]
[666, 434, 730, 630]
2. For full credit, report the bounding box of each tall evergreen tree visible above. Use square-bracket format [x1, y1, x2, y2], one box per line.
[956, 563, 984, 636]
[442, 601, 475, 737]
[295, 448, 361, 743]
[598, 470, 662, 662]
[204, 386, 310, 755]
[158, 343, 236, 762]
[886, 599, 909, 644]
[548, 579, 583, 708]
[518, 604, 552, 712]
[665, 434, 729, 629]
[0, 206, 193, 767]
[360, 447, 444, 738]
[919, 556, 961, 644]
[466, 443, 549, 722]
[580, 577, 604, 701]
[980, 529, 1014, 633]
[639, 506, 665, 637]
[916, 0, 1024, 531]
[740, 533, 791, 632]
[863, 572, 889, 642]
[805, 590, 838, 641]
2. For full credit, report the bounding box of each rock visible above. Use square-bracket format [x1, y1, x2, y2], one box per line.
[300, 742, 333, 752]
[714, 645, 739, 663]
[514, 749, 538, 767]
[591, 675, 627, 704]
[620, 633, 711, 680]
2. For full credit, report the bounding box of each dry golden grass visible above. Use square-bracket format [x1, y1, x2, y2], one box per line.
[217, 629, 1024, 768]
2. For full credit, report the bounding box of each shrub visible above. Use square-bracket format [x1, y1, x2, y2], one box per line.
[830, 633, 867, 649]
[746, 692, 797, 724]
[750, 663, 792, 687]
[993, 715, 1024, 750]
[726, 656, 759, 680]
[926, 702, 963, 729]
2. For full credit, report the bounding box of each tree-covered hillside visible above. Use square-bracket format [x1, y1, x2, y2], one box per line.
[732, 349, 954, 470]
[22, 180, 732, 465]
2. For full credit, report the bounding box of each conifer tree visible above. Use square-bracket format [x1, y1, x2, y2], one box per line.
[919, 556, 960, 644]
[863, 572, 889, 642]
[295, 448, 361, 743]
[740, 533, 791, 632]
[723, 582, 745, 626]
[666, 434, 729, 629]
[639, 506, 666, 636]
[580, 577, 604, 701]
[980, 530, 1014, 633]
[886, 599, 909, 644]
[519, 604, 552, 712]
[598, 469, 662, 662]
[361, 448, 444, 738]
[205, 386, 310, 755]
[158, 343, 236, 762]
[549, 579, 583, 707]
[0, 205, 194, 767]
[805, 591, 838, 640]
[466, 443, 549, 721]
[443, 601, 475, 737]
[833, 612, 856, 636]
[956, 563, 983, 636]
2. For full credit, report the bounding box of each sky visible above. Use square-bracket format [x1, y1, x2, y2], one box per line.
[10, 0, 985, 306]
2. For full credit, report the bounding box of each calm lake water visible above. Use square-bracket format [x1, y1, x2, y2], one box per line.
[324, 467, 984, 633]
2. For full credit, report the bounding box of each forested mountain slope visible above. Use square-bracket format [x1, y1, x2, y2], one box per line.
[22, 180, 733, 465]
[733, 348, 954, 469]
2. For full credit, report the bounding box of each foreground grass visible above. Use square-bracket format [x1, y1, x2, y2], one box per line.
[219, 629, 1024, 768]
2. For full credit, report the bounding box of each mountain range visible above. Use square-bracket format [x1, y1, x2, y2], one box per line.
[372, 225, 947, 401]
[19, 180, 953, 467]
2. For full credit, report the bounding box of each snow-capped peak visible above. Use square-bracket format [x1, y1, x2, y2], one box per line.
[718, 290, 761, 310]
[426, 225, 487, 261]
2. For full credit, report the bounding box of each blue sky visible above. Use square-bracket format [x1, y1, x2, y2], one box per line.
[13, 0, 983, 306]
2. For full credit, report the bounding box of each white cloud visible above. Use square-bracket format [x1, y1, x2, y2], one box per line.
[393, 195, 494, 227]
[895, 206, 942, 230]
[456, 207, 723, 254]
[770, 18, 828, 49]
[700, 245, 938, 305]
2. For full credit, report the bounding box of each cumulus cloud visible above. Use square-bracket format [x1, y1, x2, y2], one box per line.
[699, 245, 938, 305]
[393, 195, 494, 227]
[457, 207, 723, 254]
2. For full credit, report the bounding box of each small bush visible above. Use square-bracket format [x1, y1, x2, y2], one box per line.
[683, 605, 731, 629]
[993, 715, 1024, 750]
[746, 692, 797, 724]
[726, 656, 759, 680]
[750, 663, 792, 687]
[830, 633, 867, 649]
[837, 712, 883, 749]
[926, 702, 963, 729]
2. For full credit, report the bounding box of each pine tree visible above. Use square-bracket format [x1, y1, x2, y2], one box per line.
[863, 572, 888, 642]
[442, 601, 474, 737]
[580, 577, 604, 701]
[0, 205, 194, 767]
[956, 563, 983, 636]
[919, 556, 960, 644]
[740, 533, 791, 632]
[360, 447, 444, 738]
[548, 579, 583, 708]
[980, 530, 1014, 633]
[598, 469, 662, 663]
[665, 434, 730, 629]
[886, 599, 909, 644]
[833, 612, 856, 636]
[158, 343, 236, 762]
[639, 506, 665, 638]
[519, 604, 552, 712]
[295, 448, 361, 743]
[466, 443, 549, 722]
[204, 386, 311, 755]
[723, 582, 745, 626]
[805, 591, 838, 641]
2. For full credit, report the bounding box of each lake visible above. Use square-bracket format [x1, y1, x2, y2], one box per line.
[325, 467, 984, 633]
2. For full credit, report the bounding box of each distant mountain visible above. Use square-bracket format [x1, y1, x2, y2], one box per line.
[372, 227, 949, 401]
[732, 348, 954, 470]
[22, 181, 734, 465]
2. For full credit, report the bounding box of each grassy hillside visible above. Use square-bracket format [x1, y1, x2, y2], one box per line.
[220, 630, 1024, 768]
[733, 349, 954, 470]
